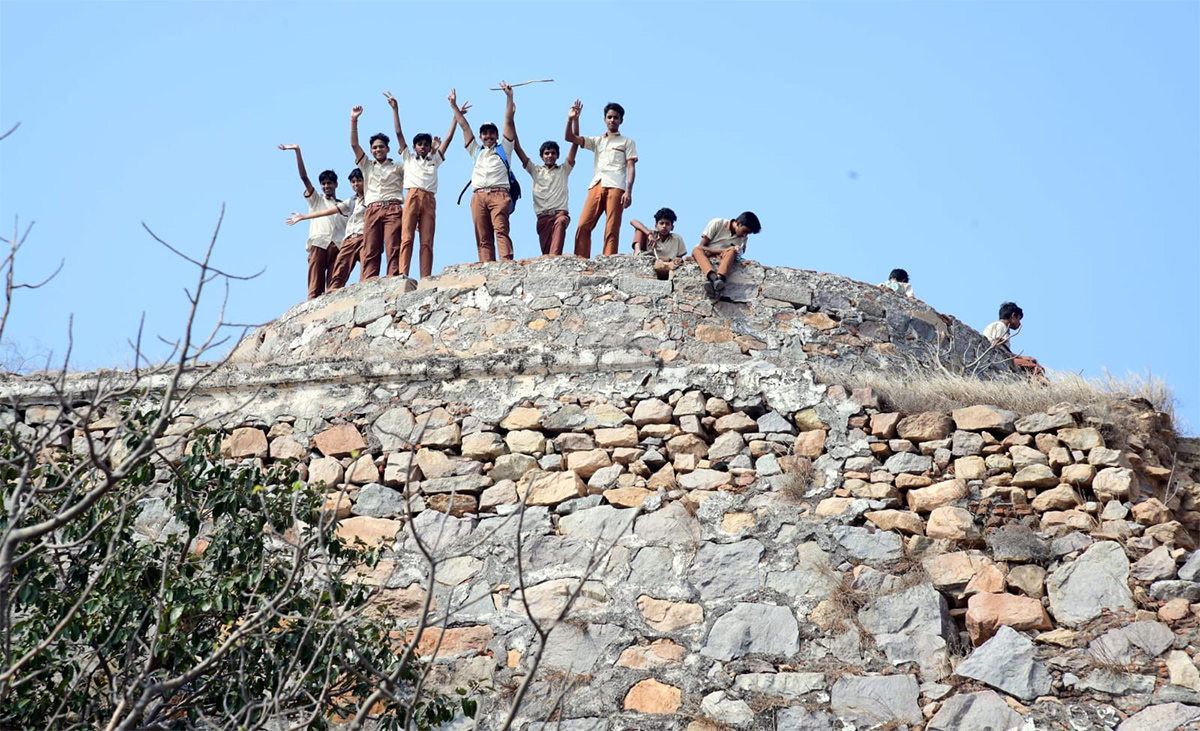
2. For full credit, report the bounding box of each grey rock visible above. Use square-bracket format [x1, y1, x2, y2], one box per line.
[1150, 580, 1200, 603]
[708, 431, 746, 462]
[528, 721, 606, 731]
[628, 546, 675, 587]
[1014, 411, 1076, 434]
[587, 464, 623, 492]
[537, 454, 563, 471]
[755, 454, 782, 476]
[757, 411, 796, 435]
[952, 430, 986, 457]
[555, 494, 603, 515]
[1131, 545, 1178, 581]
[830, 674, 922, 726]
[775, 707, 833, 731]
[1116, 702, 1200, 731]
[986, 524, 1053, 563]
[699, 692, 755, 729]
[558, 505, 637, 544]
[634, 502, 701, 546]
[1090, 621, 1175, 664]
[886, 451, 933, 474]
[1180, 550, 1200, 582]
[403, 510, 475, 554]
[1052, 531, 1095, 558]
[689, 540, 763, 601]
[540, 622, 629, 671]
[858, 583, 953, 638]
[491, 453, 538, 482]
[928, 690, 1024, 731]
[351, 483, 408, 517]
[832, 525, 904, 563]
[1077, 669, 1156, 695]
[420, 474, 491, 494]
[1047, 541, 1134, 626]
[875, 631, 951, 681]
[733, 672, 826, 698]
[956, 626, 1052, 700]
[372, 406, 416, 449]
[701, 602, 799, 661]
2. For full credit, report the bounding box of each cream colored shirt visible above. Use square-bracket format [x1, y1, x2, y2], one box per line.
[879, 280, 914, 297]
[649, 233, 686, 259]
[357, 154, 404, 204]
[305, 191, 345, 250]
[337, 195, 366, 239]
[401, 148, 444, 194]
[983, 321, 1012, 348]
[466, 137, 516, 191]
[582, 133, 637, 190]
[701, 218, 747, 253]
[523, 160, 573, 214]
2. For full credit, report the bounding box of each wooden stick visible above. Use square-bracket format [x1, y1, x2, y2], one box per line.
[489, 79, 554, 90]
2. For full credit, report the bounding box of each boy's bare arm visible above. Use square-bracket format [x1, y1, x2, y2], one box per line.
[449, 88, 475, 148]
[278, 144, 315, 197]
[564, 98, 583, 145]
[512, 133, 530, 168]
[436, 111, 458, 157]
[622, 160, 636, 209]
[350, 106, 365, 163]
[628, 219, 652, 236]
[501, 81, 516, 142]
[384, 91, 407, 155]
[286, 205, 340, 226]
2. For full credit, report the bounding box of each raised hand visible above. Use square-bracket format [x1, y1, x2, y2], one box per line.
[448, 88, 458, 107]
[278, 143, 299, 151]
[351, 105, 363, 120]
[432, 136, 442, 148]
[383, 91, 397, 110]
[285, 212, 304, 226]
[459, 102, 472, 114]
[500, 80, 514, 96]
[569, 99, 582, 118]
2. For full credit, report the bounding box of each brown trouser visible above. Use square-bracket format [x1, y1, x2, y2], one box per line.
[328, 234, 363, 290]
[536, 210, 571, 256]
[574, 185, 624, 258]
[363, 200, 403, 279]
[471, 188, 513, 262]
[400, 188, 436, 278]
[307, 243, 339, 301]
[693, 245, 739, 278]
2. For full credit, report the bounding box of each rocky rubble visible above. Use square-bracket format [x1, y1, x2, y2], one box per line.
[4, 256, 1199, 730]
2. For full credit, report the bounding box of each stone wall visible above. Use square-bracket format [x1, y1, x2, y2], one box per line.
[3, 257, 1199, 730]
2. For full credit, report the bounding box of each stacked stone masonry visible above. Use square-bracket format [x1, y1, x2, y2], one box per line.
[4, 257, 1199, 730]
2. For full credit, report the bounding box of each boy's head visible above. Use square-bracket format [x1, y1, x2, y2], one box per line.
[653, 207, 677, 237]
[540, 140, 560, 166]
[369, 133, 390, 161]
[998, 301, 1024, 328]
[413, 133, 433, 156]
[348, 168, 364, 196]
[318, 170, 338, 197]
[889, 268, 909, 283]
[603, 102, 625, 133]
[731, 211, 762, 237]
[478, 122, 499, 147]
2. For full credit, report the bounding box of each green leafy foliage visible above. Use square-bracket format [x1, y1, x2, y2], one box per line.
[0, 413, 474, 730]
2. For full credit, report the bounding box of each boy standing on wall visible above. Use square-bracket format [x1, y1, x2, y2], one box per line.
[351, 104, 404, 279]
[450, 85, 517, 262]
[385, 91, 460, 280]
[278, 144, 345, 300]
[512, 96, 580, 256]
[286, 168, 366, 290]
[567, 101, 638, 258]
[692, 213, 763, 295]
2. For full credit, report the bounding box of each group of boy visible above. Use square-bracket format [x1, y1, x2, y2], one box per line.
[281, 83, 762, 301]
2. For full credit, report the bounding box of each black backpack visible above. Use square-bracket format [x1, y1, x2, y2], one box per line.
[457, 143, 521, 213]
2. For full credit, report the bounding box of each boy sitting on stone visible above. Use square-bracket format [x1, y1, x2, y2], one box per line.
[630, 207, 686, 279]
[879, 268, 914, 298]
[692, 212, 762, 295]
[983, 301, 1046, 378]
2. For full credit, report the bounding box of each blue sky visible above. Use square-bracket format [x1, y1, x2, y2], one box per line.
[1, 1, 1197, 431]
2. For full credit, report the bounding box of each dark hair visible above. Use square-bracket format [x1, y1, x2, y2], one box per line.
[734, 211, 762, 234]
[413, 133, 432, 147]
[479, 122, 499, 136]
[369, 132, 390, 147]
[999, 302, 1024, 320]
[318, 170, 338, 185]
[653, 207, 677, 225]
[348, 168, 363, 182]
[603, 102, 625, 119]
[889, 268, 909, 283]
[539, 140, 560, 156]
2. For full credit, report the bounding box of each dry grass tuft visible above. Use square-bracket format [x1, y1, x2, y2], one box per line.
[813, 364, 1183, 433]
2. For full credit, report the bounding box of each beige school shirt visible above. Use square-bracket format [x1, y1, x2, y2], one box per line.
[582, 133, 637, 190]
[701, 218, 747, 253]
[466, 137, 516, 191]
[305, 191, 346, 250]
[401, 148, 444, 194]
[523, 160, 573, 214]
[983, 321, 1012, 348]
[337, 196, 366, 239]
[357, 155, 404, 204]
[650, 233, 686, 259]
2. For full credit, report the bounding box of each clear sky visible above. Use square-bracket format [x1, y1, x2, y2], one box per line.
[1, 1, 1197, 432]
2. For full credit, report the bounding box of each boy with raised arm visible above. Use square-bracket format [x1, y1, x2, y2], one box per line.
[277, 144, 346, 300]
[566, 101, 638, 258]
[385, 91, 459, 280]
[286, 168, 366, 290]
[450, 85, 516, 262]
[692, 212, 762, 295]
[630, 206, 686, 279]
[512, 96, 580, 256]
[351, 104, 404, 279]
